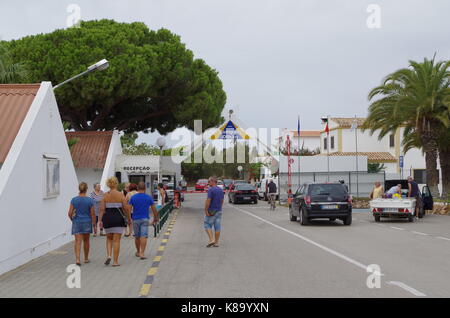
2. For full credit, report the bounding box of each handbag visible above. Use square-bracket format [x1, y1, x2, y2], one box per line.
[116, 207, 128, 226]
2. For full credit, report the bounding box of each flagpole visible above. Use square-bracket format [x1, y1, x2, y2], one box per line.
[298, 116, 301, 190]
[355, 115, 359, 197]
[327, 115, 330, 182]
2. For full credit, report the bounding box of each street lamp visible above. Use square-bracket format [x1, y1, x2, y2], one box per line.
[53, 59, 109, 90]
[237, 165, 243, 180]
[156, 137, 166, 207]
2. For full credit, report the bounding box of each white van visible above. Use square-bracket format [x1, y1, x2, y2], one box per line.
[257, 178, 279, 200]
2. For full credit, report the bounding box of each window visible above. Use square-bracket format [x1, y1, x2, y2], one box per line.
[389, 134, 395, 147]
[331, 136, 335, 149]
[324, 137, 327, 150]
[413, 169, 440, 184]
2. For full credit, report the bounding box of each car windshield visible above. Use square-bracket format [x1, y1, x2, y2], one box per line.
[235, 184, 255, 191]
[309, 184, 347, 196]
[198, 179, 208, 183]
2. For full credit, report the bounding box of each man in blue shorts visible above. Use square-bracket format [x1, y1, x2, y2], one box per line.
[129, 182, 159, 259]
[204, 176, 224, 247]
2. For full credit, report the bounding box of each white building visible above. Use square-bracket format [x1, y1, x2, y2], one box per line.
[0, 83, 78, 275]
[65, 130, 122, 191]
[320, 117, 442, 190]
[279, 130, 321, 153]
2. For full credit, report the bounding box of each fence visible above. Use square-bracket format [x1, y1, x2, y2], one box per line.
[153, 199, 174, 237]
[278, 171, 386, 201]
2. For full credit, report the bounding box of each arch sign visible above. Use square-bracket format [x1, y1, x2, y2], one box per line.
[210, 120, 250, 140]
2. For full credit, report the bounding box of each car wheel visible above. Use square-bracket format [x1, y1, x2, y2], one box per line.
[329, 218, 336, 222]
[408, 215, 415, 222]
[374, 215, 381, 222]
[254, 199, 258, 204]
[343, 215, 352, 226]
[299, 207, 309, 225]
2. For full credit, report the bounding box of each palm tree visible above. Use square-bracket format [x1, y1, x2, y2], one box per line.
[0, 43, 28, 83]
[364, 56, 450, 197]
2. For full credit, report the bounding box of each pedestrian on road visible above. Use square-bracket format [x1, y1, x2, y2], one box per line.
[370, 181, 384, 199]
[99, 177, 131, 267]
[125, 183, 138, 237]
[204, 176, 224, 248]
[90, 183, 105, 237]
[157, 183, 167, 207]
[129, 182, 159, 259]
[407, 176, 422, 219]
[122, 182, 130, 197]
[68, 182, 95, 266]
[267, 179, 277, 206]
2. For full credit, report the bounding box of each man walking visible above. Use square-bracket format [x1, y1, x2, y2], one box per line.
[267, 179, 277, 206]
[407, 176, 422, 219]
[204, 176, 224, 248]
[129, 182, 159, 259]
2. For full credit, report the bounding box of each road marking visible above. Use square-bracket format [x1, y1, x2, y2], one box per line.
[232, 206, 373, 272]
[138, 210, 178, 298]
[411, 231, 429, 236]
[436, 236, 450, 241]
[231, 206, 431, 297]
[390, 227, 405, 231]
[386, 281, 426, 297]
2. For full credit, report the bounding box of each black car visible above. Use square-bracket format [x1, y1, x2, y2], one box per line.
[228, 184, 258, 204]
[289, 183, 352, 225]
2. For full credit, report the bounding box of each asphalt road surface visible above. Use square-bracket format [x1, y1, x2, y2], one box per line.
[149, 193, 450, 298]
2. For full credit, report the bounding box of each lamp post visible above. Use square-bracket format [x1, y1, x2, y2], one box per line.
[53, 59, 109, 90]
[156, 137, 166, 207]
[237, 165, 243, 180]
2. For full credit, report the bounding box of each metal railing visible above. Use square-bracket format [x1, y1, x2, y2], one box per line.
[153, 200, 174, 237]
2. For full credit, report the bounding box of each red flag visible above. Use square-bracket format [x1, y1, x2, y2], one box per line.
[325, 123, 329, 135]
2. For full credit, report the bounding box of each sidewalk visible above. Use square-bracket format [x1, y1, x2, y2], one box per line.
[0, 215, 175, 298]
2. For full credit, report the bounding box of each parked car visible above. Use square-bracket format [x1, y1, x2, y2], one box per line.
[223, 179, 234, 190]
[257, 178, 279, 201]
[228, 184, 258, 204]
[369, 179, 433, 222]
[230, 180, 248, 190]
[289, 183, 352, 225]
[217, 180, 225, 191]
[195, 179, 209, 191]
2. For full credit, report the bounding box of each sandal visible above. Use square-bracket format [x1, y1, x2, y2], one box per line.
[206, 242, 215, 248]
[135, 252, 140, 258]
[84, 260, 90, 264]
[213, 244, 219, 247]
[76, 262, 81, 266]
[112, 263, 121, 267]
[104, 258, 112, 266]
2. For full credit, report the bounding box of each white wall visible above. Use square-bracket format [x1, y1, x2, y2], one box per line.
[291, 136, 320, 152]
[100, 130, 122, 191]
[76, 168, 103, 191]
[0, 82, 78, 275]
[279, 155, 367, 173]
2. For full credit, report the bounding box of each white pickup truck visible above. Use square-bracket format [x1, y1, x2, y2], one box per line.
[369, 179, 434, 222]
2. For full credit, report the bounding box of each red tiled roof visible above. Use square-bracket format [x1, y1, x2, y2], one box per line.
[292, 130, 321, 137]
[65, 131, 113, 169]
[0, 84, 40, 163]
[330, 117, 366, 128]
[319, 151, 397, 163]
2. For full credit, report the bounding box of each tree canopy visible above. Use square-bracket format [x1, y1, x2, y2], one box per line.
[4, 19, 226, 134]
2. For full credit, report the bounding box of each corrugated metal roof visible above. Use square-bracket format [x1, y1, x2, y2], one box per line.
[65, 131, 113, 169]
[0, 84, 40, 164]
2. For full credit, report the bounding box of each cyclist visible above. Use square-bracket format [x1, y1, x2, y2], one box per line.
[267, 179, 277, 209]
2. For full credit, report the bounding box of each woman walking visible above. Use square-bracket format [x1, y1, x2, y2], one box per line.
[98, 177, 131, 267]
[90, 183, 105, 237]
[68, 182, 95, 266]
[157, 183, 167, 207]
[125, 183, 138, 237]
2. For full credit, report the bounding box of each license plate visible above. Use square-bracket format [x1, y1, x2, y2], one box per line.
[244, 196, 251, 200]
[384, 208, 399, 212]
[321, 205, 339, 210]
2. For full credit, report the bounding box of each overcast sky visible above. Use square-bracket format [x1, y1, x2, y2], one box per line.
[1, 0, 449, 147]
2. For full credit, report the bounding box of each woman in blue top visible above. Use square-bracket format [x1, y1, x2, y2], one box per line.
[68, 182, 95, 266]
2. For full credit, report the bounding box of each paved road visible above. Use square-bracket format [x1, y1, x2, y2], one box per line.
[1, 193, 449, 297]
[149, 193, 450, 298]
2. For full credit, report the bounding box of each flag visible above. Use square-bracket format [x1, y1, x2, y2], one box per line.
[297, 116, 300, 137]
[325, 122, 329, 135]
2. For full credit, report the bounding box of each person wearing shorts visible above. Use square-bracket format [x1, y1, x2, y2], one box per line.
[129, 182, 159, 259]
[68, 182, 95, 266]
[204, 176, 224, 248]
